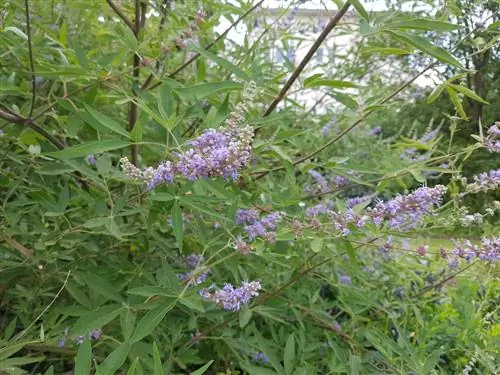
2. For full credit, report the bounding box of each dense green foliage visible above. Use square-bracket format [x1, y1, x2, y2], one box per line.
[0, 0, 499, 374]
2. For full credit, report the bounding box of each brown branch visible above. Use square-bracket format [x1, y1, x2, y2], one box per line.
[2, 235, 34, 259]
[261, 2, 351, 118]
[24, 0, 36, 118]
[0, 109, 65, 149]
[127, 0, 144, 166]
[106, 0, 135, 32]
[145, 0, 265, 91]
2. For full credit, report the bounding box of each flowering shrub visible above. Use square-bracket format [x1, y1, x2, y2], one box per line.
[0, 1, 498, 375]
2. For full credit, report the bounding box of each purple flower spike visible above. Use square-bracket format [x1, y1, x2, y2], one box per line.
[200, 280, 261, 312]
[252, 351, 270, 364]
[370, 185, 447, 229]
[339, 275, 352, 285]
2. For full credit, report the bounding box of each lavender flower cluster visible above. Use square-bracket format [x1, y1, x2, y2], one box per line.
[252, 351, 270, 364]
[178, 254, 210, 286]
[484, 121, 500, 153]
[236, 209, 282, 243]
[370, 185, 447, 229]
[200, 280, 261, 312]
[448, 237, 499, 266]
[305, 169, 350, 195]
[304, 186, 445, 234]
[463, 169, 500, 194]
[121, 82, 257, 189]
[58, 327, 102, 347]
[400, 126, 440, 161]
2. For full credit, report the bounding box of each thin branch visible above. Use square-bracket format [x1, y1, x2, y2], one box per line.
[106, 0, 135, 32]
[145, 0, 265, 91]
[262, 2, 352, 118]
[2, 235, 34, 259]
[0, 109, 65, 149]
[13, 270, 71, 342]
[127, 0, 144, 166]
[24, 0, 36, 118]
[413, 261, 478, 298]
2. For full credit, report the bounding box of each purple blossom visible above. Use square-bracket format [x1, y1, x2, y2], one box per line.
[368, 126, 382, 136]
[86, 154, 97, 166]
[305, 202, 333, 217]
[240, 211, 282, 242]
[252, 351, 270, 364]
[464, 169, 500, 194]
[179, 253, 210, 286]
[184, 254, 204, 268]
[331, 321, 341, 332]
[321, 117, 337, 136]
[121, 82, 256, 188]
[57, 338, 66, 347]
[89, 329, 102, 340]
[330, 209, 367, 236]
[484, 122, 500, 152]
[308, 169, 329, 193]
[380, 236, 393, 252]
[75, 335, 85, 345]
[179, 270, 209, 286]
[451, 237, 499, 265]
[235, 208, 259, 225]
[346, 195, 372, 208]
[339, 275, 352, 285]
[200, 280, 262, 311]
[370, 185, 447, 229]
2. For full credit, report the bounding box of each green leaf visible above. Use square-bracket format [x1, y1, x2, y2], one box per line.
[172, 200, 183, 251]
[96, 342, 131, 375]
[72, 305, 123, 335]
[120, 309, 136, 342]
[387, 30, 463, 68]
[152, 342, 163, 375]
[82, 273, 124, 303]
[329, 92, 359, 109]
[131, 299, 176, 343]
[385, 19, 459, 31]
[191, 360, 214, 375]
[83, 217, 107, 229]
[349, 354, 362, 375]
[304, 78, 358, 89]
[239, 306, 253, 328]
[127, 357, 140, 375]
[284, 334, 295, 375]
[361, 47, 412, 55]
[83, 104, 130, 138]
[46, 140, 131, 159]
[348, 0, 369, 21]
[189, 44, 249, 80]
[104, 217, 124, 240]
[311, 238, 323, 253]
[74, 338, 92, 375]
[158, 84, 174, 120]
[174, 82, 243, 100]
[449, 84, 489, 104]
[446, 87, 468, 119]
[427, 84, 445, 104]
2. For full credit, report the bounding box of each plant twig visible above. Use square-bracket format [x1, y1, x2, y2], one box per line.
[261, 2, 351, 118]
[106, 0, 135, 32]
[1, 235, 34, 259]
[0, 109, 65, 149]
[24, 0, 36, 118]
[127, 0, 144, 166]
[13, 271, 71, 342]
[146, 0, 265, 91]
